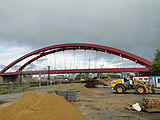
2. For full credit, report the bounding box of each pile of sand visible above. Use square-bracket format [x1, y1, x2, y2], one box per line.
[0, 91, 82, 120]
[52, 83, 95, 96]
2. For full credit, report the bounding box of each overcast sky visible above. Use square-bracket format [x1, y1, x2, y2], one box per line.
[0, 0, 160, 69]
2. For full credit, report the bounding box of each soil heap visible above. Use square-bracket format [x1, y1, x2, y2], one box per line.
[52, 83, 95, 96]
[0, 91, 82, 120]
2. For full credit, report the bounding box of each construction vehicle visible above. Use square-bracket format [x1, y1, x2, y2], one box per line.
[111, 78, 129, 87]
[80, 78, 90, 83]
[85, 77, 108, 88]
[112, 76, 160, 94]
[111, 76, 150, 88]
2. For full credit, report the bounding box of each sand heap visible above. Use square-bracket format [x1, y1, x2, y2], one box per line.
[52, 83, 95, 96]
[0, 91, 82, 120]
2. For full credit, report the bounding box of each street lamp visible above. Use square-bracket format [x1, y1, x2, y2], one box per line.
[47, 66, 50, 81]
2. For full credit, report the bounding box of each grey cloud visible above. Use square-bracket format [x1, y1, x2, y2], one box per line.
[0, 0, 160, 61]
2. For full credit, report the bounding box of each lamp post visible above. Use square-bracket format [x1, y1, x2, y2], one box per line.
[19, 72, 22, 85]
[47, 66, 50, 81]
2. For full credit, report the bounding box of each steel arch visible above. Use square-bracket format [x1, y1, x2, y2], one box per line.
[0, 43, 152, 73]
[0, 68, 149, 76]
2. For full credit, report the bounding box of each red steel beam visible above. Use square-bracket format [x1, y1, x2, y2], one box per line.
[18, 47, 97, 71]
[0, 68, 149, 76]
[1, 43, 152, 73]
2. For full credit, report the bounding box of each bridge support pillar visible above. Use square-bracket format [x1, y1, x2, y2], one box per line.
[0, 76, 3, 84]
[135, 72, 140, 76]
[1, 75, 20, 83]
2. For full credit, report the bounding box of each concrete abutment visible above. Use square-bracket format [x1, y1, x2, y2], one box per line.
[0, 75, 22, 84]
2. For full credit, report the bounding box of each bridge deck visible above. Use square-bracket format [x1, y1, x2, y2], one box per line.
[0, 68, 149, 75]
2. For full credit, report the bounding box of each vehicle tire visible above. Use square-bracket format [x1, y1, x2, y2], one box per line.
[115, 85, 126, 94]
[135, 85, 146, 94]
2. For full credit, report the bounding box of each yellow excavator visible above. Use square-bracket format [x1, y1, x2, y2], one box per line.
[111, 79, 124, 87]
[111, 76, 160, 94]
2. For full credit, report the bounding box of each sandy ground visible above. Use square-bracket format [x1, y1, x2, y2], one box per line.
[77, 88, 160, 120]
[0, 84, 160, 120]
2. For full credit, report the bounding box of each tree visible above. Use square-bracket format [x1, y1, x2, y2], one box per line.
[150, 49, 160, 76]
[97, 73, 106, 79]
[153, 49, 160, 62]
[75, 74, 89, 80]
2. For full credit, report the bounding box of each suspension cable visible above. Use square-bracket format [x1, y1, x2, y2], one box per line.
[106, 53, 109, 68]
[51, 53, 54, 70]
[70, 59, 72, 69]
[122, 57, 124, 68]
[84, 50, 86, 69]
[54, 53, 57, 70]
[74, 50, 76, 69]
[63, 51, 66, 69]
[108, 53, 110, 68]
[95, 51, 98, 69]
[44, 55, 47, 70]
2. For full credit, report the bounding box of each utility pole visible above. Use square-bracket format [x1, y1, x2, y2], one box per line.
[47, 66, 50, 81]
[19, 72, 22, 85]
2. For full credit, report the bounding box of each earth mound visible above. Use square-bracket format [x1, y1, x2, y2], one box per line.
[0, 91, 82, 120]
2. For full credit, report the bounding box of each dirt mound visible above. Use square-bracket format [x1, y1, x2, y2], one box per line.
[52, 83, 95, 96]
[0, 91, 82, 120]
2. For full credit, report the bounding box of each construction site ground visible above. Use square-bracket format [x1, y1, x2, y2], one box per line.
[0, 83, 160, 120]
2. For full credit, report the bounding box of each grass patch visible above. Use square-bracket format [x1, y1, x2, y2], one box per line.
[0, 86, 29, 93]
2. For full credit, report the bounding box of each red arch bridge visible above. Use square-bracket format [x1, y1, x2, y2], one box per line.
[0, 43, 152, 82]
